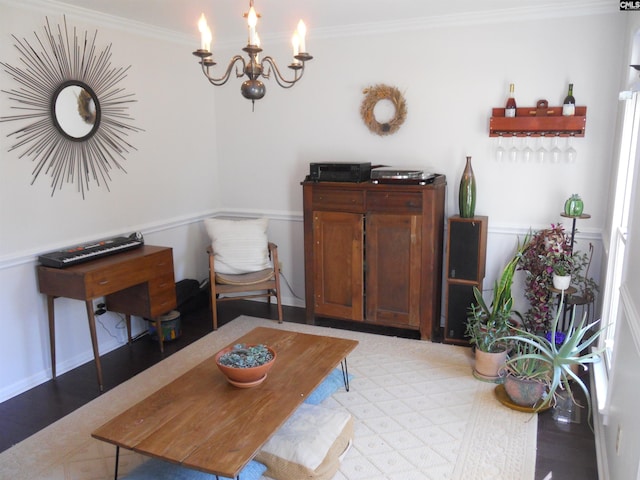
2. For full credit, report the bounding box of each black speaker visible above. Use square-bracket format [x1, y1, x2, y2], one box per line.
[447, 217, 487, 282]
[445, 283, 476, 342]
[444, 216, 488, 345]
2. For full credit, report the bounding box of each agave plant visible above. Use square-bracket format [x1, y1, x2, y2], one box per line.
[503, 292, 606, 421]
[503, 341, 550, 382]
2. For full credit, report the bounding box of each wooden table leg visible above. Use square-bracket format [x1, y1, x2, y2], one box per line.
[46, 295, 56, 379]
[155, 317, 164, 353]
[85, 300, 104, 392]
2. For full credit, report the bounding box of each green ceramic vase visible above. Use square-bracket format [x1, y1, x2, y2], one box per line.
[564, 194, 584, 217]
[459, 156, 476, 218]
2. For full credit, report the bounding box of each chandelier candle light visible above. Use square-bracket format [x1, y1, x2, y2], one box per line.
[193, 0, 313, 110]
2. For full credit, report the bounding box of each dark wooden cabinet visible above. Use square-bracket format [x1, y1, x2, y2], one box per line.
[302, 177, 446, 340]
[312, 210, 364, 321]
[365, 212, 422, 328]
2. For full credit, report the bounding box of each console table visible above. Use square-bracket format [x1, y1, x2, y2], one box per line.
[37, 245, 177, 391]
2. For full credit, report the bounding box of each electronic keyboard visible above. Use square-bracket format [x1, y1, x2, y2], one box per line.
[38, 232, 144, 268]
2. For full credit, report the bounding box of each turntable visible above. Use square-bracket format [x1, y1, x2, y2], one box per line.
[370, 167, 436, 185]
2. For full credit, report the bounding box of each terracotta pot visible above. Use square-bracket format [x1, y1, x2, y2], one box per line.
[504, 374, 547, 407]
[473, 349, 508, 383]
[215, 345, 276, 387]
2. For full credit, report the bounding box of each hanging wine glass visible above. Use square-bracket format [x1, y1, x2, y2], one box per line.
[565, 135, 577, 163]
[550, 135, 562, 163]
[495, 134, 505, 162]
[536, 135, 548, 163]
[520, 135, 533, 163]
[508, 134, 518, 163]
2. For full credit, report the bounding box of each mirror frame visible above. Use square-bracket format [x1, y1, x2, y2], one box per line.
[51, 80, 102, 141]
[0, 16, 142, 198]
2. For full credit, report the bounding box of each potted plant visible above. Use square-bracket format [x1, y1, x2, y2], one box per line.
[466, 301, 511, 381]
[466, 234, 530, 382]
[502, 341, 550, 407]
[517, 225, 568, 333]
[502, 292, 606, 420]
[518, 224, 598, 333]
[215, 343, 276, 387]
[552, 256, 573, 291]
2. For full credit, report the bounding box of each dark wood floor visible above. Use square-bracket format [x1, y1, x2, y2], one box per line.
[0, 299, 598, 479]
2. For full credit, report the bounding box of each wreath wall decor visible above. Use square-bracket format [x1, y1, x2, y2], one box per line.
[0, 16, 143, 198]
[360, 84, 407, 136]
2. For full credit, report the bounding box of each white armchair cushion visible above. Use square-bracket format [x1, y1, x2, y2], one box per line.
[204, 217, 270, 274]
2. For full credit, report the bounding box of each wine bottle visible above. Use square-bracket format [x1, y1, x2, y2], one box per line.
[505, 83, 516, 118]
[562, 83, 575, 116]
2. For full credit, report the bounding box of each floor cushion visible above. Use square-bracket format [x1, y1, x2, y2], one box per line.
[256, 403, 353, 480]
[305, 368, 352, 405]
[123, 457, 266, 480]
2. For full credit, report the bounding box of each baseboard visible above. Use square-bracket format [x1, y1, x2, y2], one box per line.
[0, 336, 123, 404]
[591, 365, 610, 480]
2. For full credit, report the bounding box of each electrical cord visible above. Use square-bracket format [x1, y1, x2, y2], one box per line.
[279, 271, 304, 301]
[95, 314, 122, 342]
[94, 301, 130, 343]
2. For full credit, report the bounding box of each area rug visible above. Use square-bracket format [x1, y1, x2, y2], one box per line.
[0, 316, 537, 480]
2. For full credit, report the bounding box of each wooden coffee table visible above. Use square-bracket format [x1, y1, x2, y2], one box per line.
[92, 327, 358, 479]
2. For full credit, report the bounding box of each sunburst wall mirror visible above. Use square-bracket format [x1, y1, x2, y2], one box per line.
[0, 16, 143, 198]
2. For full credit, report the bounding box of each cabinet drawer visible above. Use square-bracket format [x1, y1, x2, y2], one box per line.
[367, 191, 423, 213]
[312, 189, 364, 211]
[150, 272, 175, 295]
[149, 257, 176, 316]
[150, 249, 174, 273]
[149, 289, 177, 317]
[86, 256, 155, 297]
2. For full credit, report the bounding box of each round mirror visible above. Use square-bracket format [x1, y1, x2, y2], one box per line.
[52, 81, 101, 140]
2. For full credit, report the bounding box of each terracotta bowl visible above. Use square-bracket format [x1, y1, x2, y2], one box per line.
[215, 345, 276, 387]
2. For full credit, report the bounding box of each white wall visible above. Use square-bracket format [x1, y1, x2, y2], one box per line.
[214, 13, 623, 231]
[0, 2, 220, 398]
[212, 10, 619, 328]
[0, 2, 626, 438]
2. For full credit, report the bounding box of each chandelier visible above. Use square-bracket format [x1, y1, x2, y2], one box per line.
[193, 0, 313, 109]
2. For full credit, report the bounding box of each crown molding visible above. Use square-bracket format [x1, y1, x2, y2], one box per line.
[1, 0, 616, 48]
[311, 1, 615, 41]
[0, 0, 195, 45]
[220, 0, 616, 47]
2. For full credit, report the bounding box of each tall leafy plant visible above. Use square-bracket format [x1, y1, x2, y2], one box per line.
[466, 234, 530, 353]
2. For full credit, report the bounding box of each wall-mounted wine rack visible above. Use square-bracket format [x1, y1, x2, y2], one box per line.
[489, 100, 586, 137]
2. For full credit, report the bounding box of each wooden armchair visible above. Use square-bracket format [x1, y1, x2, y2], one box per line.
[207, 242, 283, 330]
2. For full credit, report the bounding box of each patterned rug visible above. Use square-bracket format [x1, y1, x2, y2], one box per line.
[0, 316, 537, 480]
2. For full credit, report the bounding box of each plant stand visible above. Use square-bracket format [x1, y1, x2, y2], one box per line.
[554, 212, 594, 330]
[561, 212, 591, 254]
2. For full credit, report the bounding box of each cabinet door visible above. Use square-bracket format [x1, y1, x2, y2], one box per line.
[366, 213, 422, 328]
[313, 211, 364, 321]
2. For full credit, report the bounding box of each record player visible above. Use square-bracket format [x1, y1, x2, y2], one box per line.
[370, 167, 436, 185]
